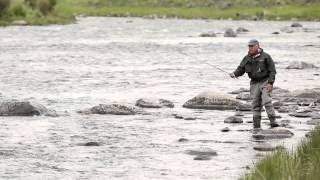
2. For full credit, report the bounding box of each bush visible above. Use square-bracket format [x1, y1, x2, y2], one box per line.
[10, 3, 26, 17]
[25, 0, 56, 15]
[0, 0, 10, 15]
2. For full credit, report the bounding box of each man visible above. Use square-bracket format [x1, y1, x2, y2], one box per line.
[230, 39, 279, 130]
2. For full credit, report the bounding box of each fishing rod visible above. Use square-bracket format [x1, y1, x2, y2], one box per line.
[178, 51, 235, 78]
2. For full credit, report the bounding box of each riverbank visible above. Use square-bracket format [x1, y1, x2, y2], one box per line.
[0, 0, 320, 26]
[243, 126, 320, 180]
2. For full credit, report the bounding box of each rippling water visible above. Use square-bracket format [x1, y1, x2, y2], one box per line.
[0, 17, 319, 179]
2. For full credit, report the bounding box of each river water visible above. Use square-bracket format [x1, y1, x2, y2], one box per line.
[0, 17, 319, 180]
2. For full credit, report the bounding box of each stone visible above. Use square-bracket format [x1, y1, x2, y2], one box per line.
[224, 28, 237, 37]
[236, 103, 252, 111]
[0, 100, 56, 116]
[183, 91, 242, 110]
[224, 116, 243, 123]
[234, 111, 244, 116]
[78, 104, 137, 115]
[252, 127, 294, 139]
[293, 89, 320, 99]
[135, 98, 174, 108]
[184, 117, 197, 121]
[236, 93, 251, 100]
[185, 148, 218, 156]
[272, 32, 280, 34]
[199, 31, 216, 37]
[236, 27, 249, 33]
[178, 138, 189, 142]
[273, 101, 283, 109]
[194, 155, 212, 160]
[291, 22, 303, 27]
[286, 61, 318, 69]
[229, 88, 249, 94]
[78, 142, 100, 146]
[253, 143, 280, 151]
[221, 127, 231, 132]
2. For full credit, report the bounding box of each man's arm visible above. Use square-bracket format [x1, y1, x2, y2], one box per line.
[266, 55, 276, 85]
[230, 57, 246, 78]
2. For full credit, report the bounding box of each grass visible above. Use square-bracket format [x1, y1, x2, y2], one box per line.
[243, 126, 320, 180]
[1, 0, 320, 25]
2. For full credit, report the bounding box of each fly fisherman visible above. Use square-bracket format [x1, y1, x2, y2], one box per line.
[230, 39, 279, 131]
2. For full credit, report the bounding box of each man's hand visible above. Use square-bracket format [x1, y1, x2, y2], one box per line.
[265, 83, 273, 92]
[229, 73, 236, 78]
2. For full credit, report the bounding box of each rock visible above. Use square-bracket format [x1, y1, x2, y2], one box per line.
[184, 117, 197, 121]
[289, 112, 312, 118]
[135, 98, 174, 108]
[234, 111, 244, 116]
[178, 138, 189, 142]
[272, 32, 280, 34]
[221, 127, 231, 132]
[229, 88, 249, 94]
[236, 93, 251, 100]
[11, 20, 28, 26]
[224, 28, 237, 37]
[291, 22, 303, 27]
[173, 114, 184, 119]
[199, 31, 216, 37]
[224, 116, 243, 123]
[78, 104, 137, 115]
[194, 155, 212, 160]
[280, 120, 291, 127]
[285, 61, 318, 69]
[78, 142, 100, 146]
[272, 87, 291, 99]
[278, 106, 298, 113]
[252, 127, 294, 139]
[273, 101, 284, 109]
[280, 27, 294, 33]
[185, 148, 218, 157]
[292, 89, 320, 99]
[236, 27, 249, 33]
[183, 91, 242, 110]
[0, 100, 55, 116]
[236, 103, 252, 111]
[253, 143, 279, 151]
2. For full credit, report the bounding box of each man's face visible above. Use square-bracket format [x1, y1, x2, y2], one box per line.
[248, 44, 259, 54]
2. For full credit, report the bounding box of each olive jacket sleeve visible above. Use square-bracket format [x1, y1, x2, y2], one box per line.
[266, 54, 276, 85]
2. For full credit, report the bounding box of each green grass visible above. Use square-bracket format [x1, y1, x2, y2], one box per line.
[243, 126, 320, 180]
[1, 0, 320, 26]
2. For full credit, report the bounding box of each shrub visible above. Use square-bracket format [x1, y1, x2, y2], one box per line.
[25, 0, 56, 15]
[0, 0, 10, 15]
[10, 3, 26, 17]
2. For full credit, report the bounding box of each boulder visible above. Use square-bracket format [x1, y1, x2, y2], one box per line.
[236, 92, 251, 100]
[252, 127, 294, 139]
[291, 22, 303, 27]
[224, 28, 237, 37]
[78, 104, 137, 115]
[183, 91, 242, 110]
[135, 98, 174, 108]
[0, 100, 56, 116]
[224, 116, 243, 123]
[285, 61, 318, 69]
[236, 27, 249, 33]
[199, 31, 216, 37]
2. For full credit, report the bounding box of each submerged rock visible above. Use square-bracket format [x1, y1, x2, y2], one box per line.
[236, 93, 251, 100]
[78, 104, 137, 115]
[224, 116, 243, 123]
[236, 103, 252, 111]
[236, 27, 249, 33]
[224, 28, 237, 37]
[291, 22, 303, 27]
[228, 88, 249, 94]
[183, 91, 242, 110]
[78, 142, 100, 146]
[252, 127, 294, 139]
[135, 98, 174, 108]
[185, 148, 218, 157]
[199, 31, 216, 37]
[292, 88, 320, 99]
[253, 143, 281, 151]
[193, 155, 212, 161]
[0, 100, 56, 116]
[286, 61, 318, 69]
[221, 127, 231, 132]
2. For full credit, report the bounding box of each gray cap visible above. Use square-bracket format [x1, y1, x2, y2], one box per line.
[248, 39, 259, 45]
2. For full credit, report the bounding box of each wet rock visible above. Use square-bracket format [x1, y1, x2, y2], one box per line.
[184, 117, 197, 121]
[11, 20, 28, 26]
[293, 88, 320, 99]
[236, 92, 251, 100]
[135, 98, 174, 108]
[172, 114, 184, 119]
[185, 148, 218, 157]
[236, 103, 252, 111]
[224, 116, 243, 123]
[272, 87, 291, 99]
[236, 27, 249, 33]
[291, 22, 303, 27]
[221, 127, 231, 132]
[224, 28, 237, 37]
[280, 27, 294, 33]
[199, 31, 216, 37]
[78, 142, 100, 146]
[280, 120, 291, 127]
[183, 91, 242, 110]
[234, 111, 244, 116]
[272, 32, 280, 34]
[178, 138, 189, 142]
[78, 104, 137, 115]
[0, 100, 55, 116]
[273, 101, 283, 109]
[252, 127, 294, 139]
[194, 155, 212, 161]
[285, 61, 318, 69]
[228, 88, 249, 94]
[253, 143, 280, 151]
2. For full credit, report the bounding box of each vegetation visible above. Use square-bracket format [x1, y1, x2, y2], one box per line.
[0, 0, 320, 26]
[243, 126, 320, 180]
